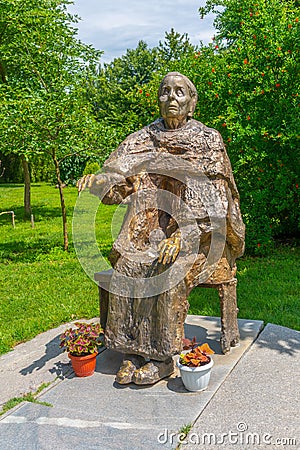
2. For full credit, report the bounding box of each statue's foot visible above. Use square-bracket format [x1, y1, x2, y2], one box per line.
[132, 358, 174, 385]
[115, 355, 143, 385]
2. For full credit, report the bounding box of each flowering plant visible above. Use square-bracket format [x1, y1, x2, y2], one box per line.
[179, 337, 214, 367]
[59, 322, 103, 356]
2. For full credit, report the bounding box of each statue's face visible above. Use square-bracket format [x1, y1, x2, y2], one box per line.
[159, 75, 192, 121]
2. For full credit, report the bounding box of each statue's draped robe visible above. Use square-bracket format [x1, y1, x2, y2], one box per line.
[91, 119, 245, 361]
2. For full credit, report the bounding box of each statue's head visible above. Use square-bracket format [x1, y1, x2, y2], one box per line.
[158, 72, 198, 128]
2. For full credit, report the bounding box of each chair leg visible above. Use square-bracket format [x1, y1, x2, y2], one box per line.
[98, 286, 109, 330]
[95, 270, 113, 330]
[218, 279, 239, 354]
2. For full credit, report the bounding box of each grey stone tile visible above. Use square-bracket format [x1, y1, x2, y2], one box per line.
[0, 316, 263, 450]
[184, 324, 300, 450]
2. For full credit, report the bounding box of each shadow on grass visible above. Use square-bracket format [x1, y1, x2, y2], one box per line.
[0, 239, 112, 263]
[0, 239, 62, 263]
[0, 205, 66, 224]
[0, 183, 42, 188]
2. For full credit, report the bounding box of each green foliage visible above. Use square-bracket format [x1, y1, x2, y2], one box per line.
[58, 154, 89, 185]
[189, 245, 300, 330]
[0, 152, 23, 182]
[179, 423, 193, 436]
[0, 183, 115, 354]
[82, 14, 300, 254]
[83, 161, 101, 176]
[175, 0, 300, 253]
[86, 31, 198, 136]
[0, 0, 103, 246]
[157, 28, 198, 64]
[0, 383, 52, 416]
[59, 322, 103, 356]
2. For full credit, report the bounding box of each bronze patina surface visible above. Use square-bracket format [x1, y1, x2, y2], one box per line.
[82, 72, 245, 384]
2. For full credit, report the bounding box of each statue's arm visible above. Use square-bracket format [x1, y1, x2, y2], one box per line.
[77, 136, 139, 203]
[85, 172, 133, 205]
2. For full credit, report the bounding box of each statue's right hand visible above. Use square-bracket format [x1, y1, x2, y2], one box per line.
[76, 174, 96, 193]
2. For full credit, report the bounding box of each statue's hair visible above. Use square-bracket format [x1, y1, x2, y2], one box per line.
[158, 72, 198, 117]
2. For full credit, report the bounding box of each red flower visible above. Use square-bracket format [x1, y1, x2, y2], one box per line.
[296, 184, 299, 189]
[261, 90, 265, 94]
[139, 89, 143, 94]
[212, 68, 216, 73]
[247, 115, 251, 120]
[296, 18, 299, 22]
[250, 12, 253, 17]
[215, 45, 219, 49]
[253, 35, 256, 39]
[257, 243, 261, 248]
[208, 81, 212, 86]
[227, 73, 231, 77]
[261, 73, 265, 76]
[244, 59, 248, 64]
[146, 93, 150, 97]
[215, 94, 219, 98]
[288, 24, 292, 29]
[275, 83, 281, 88]
[222, 122, 227, 127]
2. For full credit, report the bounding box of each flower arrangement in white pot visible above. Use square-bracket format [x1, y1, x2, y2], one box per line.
[177, 337, 215, 392]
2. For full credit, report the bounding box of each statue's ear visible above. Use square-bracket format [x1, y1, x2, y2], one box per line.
[187, 96, 197, 118]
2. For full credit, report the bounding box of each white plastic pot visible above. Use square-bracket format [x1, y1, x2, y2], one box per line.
[177, 357, 214, 392]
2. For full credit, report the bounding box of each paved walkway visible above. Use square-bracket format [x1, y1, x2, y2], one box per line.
[0, 316, 299, 450]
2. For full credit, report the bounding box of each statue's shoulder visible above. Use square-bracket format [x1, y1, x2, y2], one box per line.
[199, 122, 225, 151]
[121, 127, 150, 145]
[122, 119, 162, 144]
[111, 124, 153, 158]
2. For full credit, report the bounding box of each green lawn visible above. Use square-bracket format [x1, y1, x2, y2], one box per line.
[0, 183, 299, 355]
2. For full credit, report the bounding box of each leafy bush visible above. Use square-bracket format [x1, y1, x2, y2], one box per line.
[83, 161, 101, 176]
[178, 0, 300, 253]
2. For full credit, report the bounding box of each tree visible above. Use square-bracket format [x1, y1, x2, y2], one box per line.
[177, 0, 300, 253]
[86, 31, 198, 138]
[157, 28, 197, 63]
[0, 0, 102, 249]
[87, 41, 159, 136]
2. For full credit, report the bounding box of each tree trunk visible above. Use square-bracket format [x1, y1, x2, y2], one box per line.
[52, 150, 68, 251]
[0, 61, 7, 84]
[21, 156, 31, 219]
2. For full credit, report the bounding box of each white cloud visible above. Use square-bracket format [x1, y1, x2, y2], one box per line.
[69, 0, 215, 63]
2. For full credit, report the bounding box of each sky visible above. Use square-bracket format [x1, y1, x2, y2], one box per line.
[68, 0, 216, 63]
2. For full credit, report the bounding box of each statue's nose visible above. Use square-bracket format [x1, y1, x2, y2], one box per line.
[169, 89, 176, 100]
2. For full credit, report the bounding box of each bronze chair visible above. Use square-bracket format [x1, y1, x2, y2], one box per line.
[94, 269, 239, 355]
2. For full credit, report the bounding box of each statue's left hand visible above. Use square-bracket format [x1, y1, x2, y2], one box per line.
[158, 230, 181, 265]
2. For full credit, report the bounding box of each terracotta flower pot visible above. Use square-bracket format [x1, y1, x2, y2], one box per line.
[68, 352, 98, 377]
